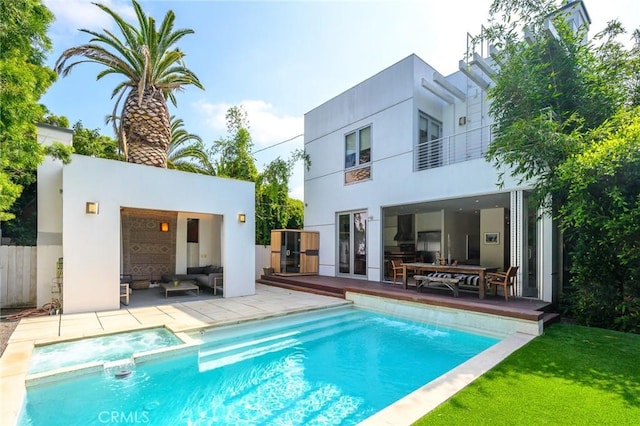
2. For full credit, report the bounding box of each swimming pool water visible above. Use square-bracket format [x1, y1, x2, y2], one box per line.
[28, 328, 182, 374]
[20, 307, 499, 425]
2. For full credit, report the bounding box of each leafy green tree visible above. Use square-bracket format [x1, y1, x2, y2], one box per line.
[255, 154, 307, 245]
[168, 117, 213, 175]
[72, 121, 120, 159]
[0, 0, 71, 221]
[484, 0, 632, 209]
[55, 0, 204, 168]
[1, 182, 38, 245]
[285, 198, 304, 230]
[211, 106, 309, 244]
[211, 106, 259, 181]
[557, 107, 640, 332]
[41, 110, 70, 128]
[482, 0, 640, 331]
[2, 119, 118, 244]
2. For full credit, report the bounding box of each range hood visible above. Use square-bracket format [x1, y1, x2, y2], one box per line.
[393, 214, 414, 241]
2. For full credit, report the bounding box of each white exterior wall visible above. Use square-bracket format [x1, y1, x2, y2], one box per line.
[304, 56, 416, 278]
[36, 125, 73, 307]
[175, 212, 222, 273]
[304, 54, 540, 289]
[54, 155, 255, 313]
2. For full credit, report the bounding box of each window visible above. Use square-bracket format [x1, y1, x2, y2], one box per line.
[418, 113, 442, 169]
[345, 125, 371, 169]
[344, 125, 372, 184]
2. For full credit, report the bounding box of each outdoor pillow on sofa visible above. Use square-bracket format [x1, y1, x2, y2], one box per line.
[187, 265, 223, 289]
[186, 265, 210, 275]
[161, 265, 221, 289]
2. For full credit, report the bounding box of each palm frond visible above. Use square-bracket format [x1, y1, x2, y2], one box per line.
[166, 116, 212, 174]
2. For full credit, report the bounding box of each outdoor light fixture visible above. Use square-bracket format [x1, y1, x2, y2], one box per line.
[85, 202, 99, 215]
[160, 222, 170, 232]
[238, 213, 246, 223]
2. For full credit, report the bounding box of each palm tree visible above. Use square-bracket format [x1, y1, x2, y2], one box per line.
[167, 116, 214, 175]
[54, 0, 204, 168]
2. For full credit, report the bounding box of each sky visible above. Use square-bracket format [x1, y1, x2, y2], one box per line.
[40, 0, 640, 200]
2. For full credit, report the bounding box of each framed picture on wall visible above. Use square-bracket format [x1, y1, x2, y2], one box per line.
[484, 232, 499, 245]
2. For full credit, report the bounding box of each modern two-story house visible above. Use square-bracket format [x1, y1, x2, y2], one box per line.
[303, 1, 591, 304]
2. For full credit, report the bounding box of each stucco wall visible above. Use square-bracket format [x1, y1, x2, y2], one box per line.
[57, 155, 255, 313]
[36, 124, 72, 307]
[480, 208, 506, 270]
[303, 54, 531, 283]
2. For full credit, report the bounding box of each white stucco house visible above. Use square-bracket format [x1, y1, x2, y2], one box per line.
[36, 124, 255, 314]
[303, 1, 591, 304]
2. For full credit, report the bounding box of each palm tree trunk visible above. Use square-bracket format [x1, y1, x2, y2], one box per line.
[121, 86, 171, 167]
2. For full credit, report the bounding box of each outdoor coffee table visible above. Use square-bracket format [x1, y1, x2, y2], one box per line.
[159, 281, 199, 298]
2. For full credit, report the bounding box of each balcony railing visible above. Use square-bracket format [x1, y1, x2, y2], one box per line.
[415, 124, 493, 171]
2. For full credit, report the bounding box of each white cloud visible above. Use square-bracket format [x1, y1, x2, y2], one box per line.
[288, 182, 304, 201]
[45, 0, 135, 33]
[193, 98, 306, 199]
[194, 99, 303, 148]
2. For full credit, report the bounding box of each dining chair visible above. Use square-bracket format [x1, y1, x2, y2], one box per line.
[390, 259, 405, 286]
[485, 265, 519, 301]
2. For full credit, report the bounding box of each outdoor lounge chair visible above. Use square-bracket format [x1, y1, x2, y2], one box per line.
[119, 274, 132, 306]
[485, 265, 519, 301]
[414, 273, 462, 297]
[120, 274, 134, 285]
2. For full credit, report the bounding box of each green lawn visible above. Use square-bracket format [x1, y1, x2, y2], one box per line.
[415, 323, 640, 425]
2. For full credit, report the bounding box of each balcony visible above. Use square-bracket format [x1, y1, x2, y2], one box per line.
[415, 124, 493, 171]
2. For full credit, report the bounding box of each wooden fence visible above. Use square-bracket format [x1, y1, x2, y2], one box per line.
[0, 246, 37, 308]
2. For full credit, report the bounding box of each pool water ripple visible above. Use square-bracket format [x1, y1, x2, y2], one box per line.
[20, 307, 499, 425]
[28, 328, 182, 374]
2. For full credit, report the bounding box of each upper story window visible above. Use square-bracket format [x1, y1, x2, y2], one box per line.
[417, 112, 442, 170]
[345, 125, 371, 168]
[344, 125, 371, 184]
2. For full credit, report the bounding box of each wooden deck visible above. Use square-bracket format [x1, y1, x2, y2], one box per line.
[257, 274, 559, 324]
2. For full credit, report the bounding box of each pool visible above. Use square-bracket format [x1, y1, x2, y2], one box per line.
[28, 328, 183, 375]
[19, 306, 499, 425]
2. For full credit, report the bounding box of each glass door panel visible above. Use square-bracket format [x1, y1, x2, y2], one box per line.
[354, 212, 367, 275]
[523, 193, 538, 297]
[338, 214, 350, 274]
[337, 211, 367, 277]
[280, 231, 301, 273]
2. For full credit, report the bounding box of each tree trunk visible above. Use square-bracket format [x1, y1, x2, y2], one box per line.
[121, 86, 171, 167]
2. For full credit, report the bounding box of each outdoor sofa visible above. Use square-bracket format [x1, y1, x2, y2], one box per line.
[161, 265, 223, 293]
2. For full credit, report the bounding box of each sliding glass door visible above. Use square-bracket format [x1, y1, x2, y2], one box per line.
[337, 211, 367, 277]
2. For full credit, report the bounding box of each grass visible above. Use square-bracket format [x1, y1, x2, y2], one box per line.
[415, 323, 640, 425]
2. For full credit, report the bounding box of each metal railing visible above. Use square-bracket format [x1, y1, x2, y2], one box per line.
[415, 124, 494, 171]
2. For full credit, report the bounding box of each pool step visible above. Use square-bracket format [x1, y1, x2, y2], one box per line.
[195, 307, 360, 349]
[216, 360, 362, 425]
[242, 382, 361, 426]
[198, 309, 368, 371]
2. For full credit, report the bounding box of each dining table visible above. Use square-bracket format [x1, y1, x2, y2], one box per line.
[401, 262, 498, 299]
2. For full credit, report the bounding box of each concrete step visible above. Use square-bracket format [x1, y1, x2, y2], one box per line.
[257, 278, 344, 298]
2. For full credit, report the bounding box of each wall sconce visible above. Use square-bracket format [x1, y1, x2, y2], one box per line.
[160, 222, 170, 232]
[85, 202, 99, 215]
[238, 213, 246, 223]
[458, 116, 467, 126]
